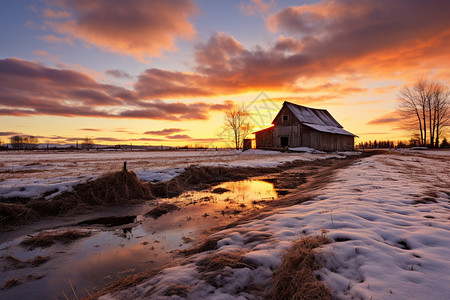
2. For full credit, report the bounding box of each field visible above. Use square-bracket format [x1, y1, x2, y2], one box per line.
[0, 149, 449, 299]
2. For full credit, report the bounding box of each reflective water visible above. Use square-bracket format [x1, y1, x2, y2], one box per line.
[0, 180, 278, 299]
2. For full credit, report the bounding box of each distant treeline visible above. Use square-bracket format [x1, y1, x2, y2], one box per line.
[356, 138, 449, 149]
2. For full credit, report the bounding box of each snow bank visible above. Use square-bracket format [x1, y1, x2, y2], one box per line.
[103, 153, 450, 299]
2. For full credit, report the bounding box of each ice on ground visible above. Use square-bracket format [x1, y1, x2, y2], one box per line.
[102, 153, 450, 299]
[0, 149, 344, 199]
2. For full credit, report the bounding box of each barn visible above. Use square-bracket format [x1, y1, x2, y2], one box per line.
[255, 101, 357, 151]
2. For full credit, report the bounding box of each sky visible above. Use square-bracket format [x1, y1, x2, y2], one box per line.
[1, 0, 450, 147]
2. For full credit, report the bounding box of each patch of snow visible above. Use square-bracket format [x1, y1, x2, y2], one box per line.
[103, 154, 450, 299]
[135, 167, 184, 183]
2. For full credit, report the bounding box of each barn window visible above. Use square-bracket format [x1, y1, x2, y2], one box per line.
[283, 115, 288, 121]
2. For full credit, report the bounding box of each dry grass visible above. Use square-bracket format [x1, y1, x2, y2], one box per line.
[0, 203, 39, 227]
[145, 203, 179, 219]
[3, 255, 50, 270]
[181, 237, 220, 255]
[164, 284, 192, 297]
[196, 249, 258, 287]
[268, 235, 331, 300]
[1, 274, 45, 290]
[1, 170, 153, 228]
[20, 230, 91, 249]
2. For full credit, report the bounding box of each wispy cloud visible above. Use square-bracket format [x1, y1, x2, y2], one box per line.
[144, 128, 187, 136]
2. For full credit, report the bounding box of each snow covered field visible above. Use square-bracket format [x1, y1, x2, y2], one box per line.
[0, 149, 341, 199]
[102, 152, 450, 299]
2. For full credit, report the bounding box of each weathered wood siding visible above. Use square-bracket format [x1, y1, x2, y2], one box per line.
[256, 103, 355, 151]
[255, 127, 274, 148]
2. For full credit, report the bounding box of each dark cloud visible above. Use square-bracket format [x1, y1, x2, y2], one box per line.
[78, 128, 101, 132]
[366, 112, 403, 125]
[0, 131, 21, 136]
[144, 128, 187, 136]
[0, 58, 233, 121]
[105, 70, 132, 79]
[44, 0, 197, 61]
[166, 134, 191, 139]
[135, 1, 450, 98]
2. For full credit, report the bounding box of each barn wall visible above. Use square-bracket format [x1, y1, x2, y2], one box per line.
[255, 128, 274, 148]
[273, 106, 298, 126]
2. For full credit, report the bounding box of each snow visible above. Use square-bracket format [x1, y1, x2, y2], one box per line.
[102, 153, 450, 299]
[0, 149, 342, 199]
[303, 123, 357, 137]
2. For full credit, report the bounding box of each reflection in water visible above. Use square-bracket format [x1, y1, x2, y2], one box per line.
[0, 180, 277, 300]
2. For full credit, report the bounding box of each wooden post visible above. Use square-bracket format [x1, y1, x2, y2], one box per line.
[123, 161, 127, 171]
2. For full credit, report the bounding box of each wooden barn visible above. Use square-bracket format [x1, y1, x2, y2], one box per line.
[255, 101, 357, 151]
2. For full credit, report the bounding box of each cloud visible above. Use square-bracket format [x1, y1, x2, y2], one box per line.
[0, 132, 21, 137]
[134, 1, 450, 99]
[42, 8, 71, 19]
[43, 0, 197, 61]
[38, 34, 74, 45]
[32, 50, 60, 62]
[144, 128, 187, 136]
[0, 58, 233, 121]
[105, 70, 132, 79]
[238, 0, 275, 16]
[78, 128, 101, 132]
[166, 134, 192, 139]
[267, 0, 450, 79]
[366, 112, 403, 125]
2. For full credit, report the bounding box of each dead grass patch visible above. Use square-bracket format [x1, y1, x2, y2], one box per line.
[1, 274, 45, 290]
[0, 203, 39, 227]
[145, 203, 179, 219]
[181, 237, 220, 255]
[3, 255, 50, 270]
[164, 284, 192, 297]
[1, 171, 153, 228]
[197, 249, 257, 286]
[20, 230, 91, 249]
[268, 235, 331, 300]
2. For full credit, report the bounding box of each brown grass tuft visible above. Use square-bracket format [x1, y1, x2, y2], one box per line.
[145, 203, 179, 219]
[1, 171, 153, 229]
[3, 255, 50, 270]
[20, 230, 91, 249]
[181, 237, 220, 255]
[268, 235, 331, 300]
[164, 284, 192, 297]
[2, 278, 22, 289]
[0, 203, 39, 227]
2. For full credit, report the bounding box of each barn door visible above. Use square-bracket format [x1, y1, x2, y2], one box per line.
[280, 136, 289, 147]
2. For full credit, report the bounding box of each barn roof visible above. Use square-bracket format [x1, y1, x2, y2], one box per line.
[273, 101, 357, 137]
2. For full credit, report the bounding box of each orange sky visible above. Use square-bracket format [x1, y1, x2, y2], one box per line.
[1, 0, 450, 147]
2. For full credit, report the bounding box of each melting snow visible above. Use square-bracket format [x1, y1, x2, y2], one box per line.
[101, 152, 450, 299]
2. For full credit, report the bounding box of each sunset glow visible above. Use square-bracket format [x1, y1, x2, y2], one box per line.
[1, 0, 450, 147]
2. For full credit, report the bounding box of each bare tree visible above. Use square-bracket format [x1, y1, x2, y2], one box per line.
[398, 79, 449, 147]
[81, 137, 94, 150]
[224, 104, 254, 150]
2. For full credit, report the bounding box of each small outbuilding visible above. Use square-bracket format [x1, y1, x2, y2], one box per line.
[255, 101, 357, 151]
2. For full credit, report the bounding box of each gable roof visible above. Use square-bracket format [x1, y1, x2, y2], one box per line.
[273, 101, 357, 137]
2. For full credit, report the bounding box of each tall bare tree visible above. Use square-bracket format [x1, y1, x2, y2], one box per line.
[224, 104, 254, 150]
[398, 79, 449, 147]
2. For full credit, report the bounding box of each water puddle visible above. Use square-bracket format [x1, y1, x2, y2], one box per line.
[0, 180, 278, 299]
